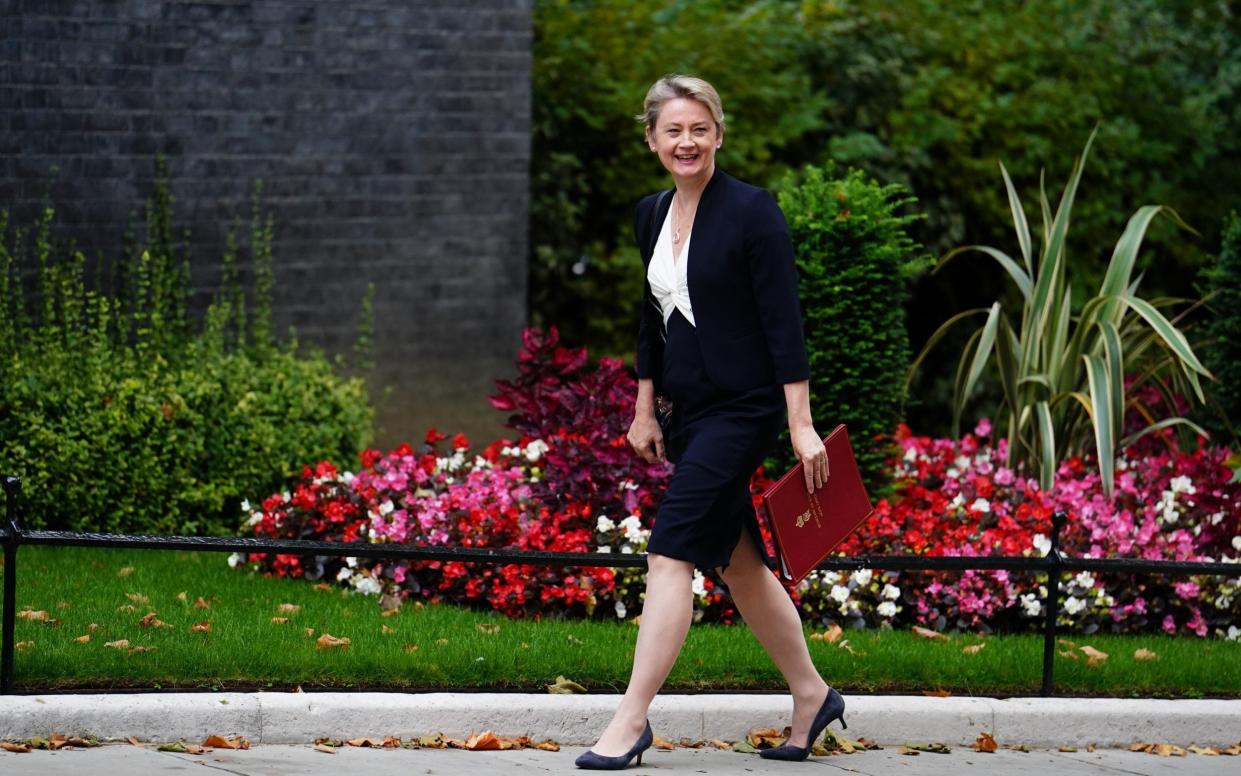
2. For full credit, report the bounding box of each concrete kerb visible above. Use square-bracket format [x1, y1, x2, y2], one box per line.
[1, 693, 1239, 748]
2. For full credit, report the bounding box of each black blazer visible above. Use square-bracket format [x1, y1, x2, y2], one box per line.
[633, 168, 810, 395]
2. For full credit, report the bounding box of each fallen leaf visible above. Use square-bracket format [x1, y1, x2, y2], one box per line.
[1134, 648, 1158, 662]
[923, 689, 951, 697]
[128, 645, 157, 654]
[1058, 649, 1079, 661]
[1059, 746, 1078, 752]
[116, 604, 136, 613]
[72, 635, 91, 644]
[974, 732, 997, 752]
[899, 746, 920, 756]
[1130, 742, 1154, 752]
[315, 633, 351, 650]
[381, 608, 400, 618]
[56, 600, 72, 609]
[1008, 743, 1031, 753]
[346, 737, 386, 747]
[732, 739, 758, 754]
[157, 742, 188, 753]
[382, 736, 401, 748]
[678, 738, 704, 748]
[271, 617, 289, 624]
[17, 609, 50, 621]
[1087, 743, 1096, 752]
[304, 628, 315, 637]
[117, 566, 135, 577]
[191, 621, 212, 633]
[202, 735, 250, 749]
[566, 634, 584, 645]
[104, 639, 131, 649]
[127, 736, 142, 746]
[87, 623, 100, 632]
[194, 596, 211, 609]
[379, 593, 402, 610]
[465, 731, 501, 750]
[314, 582, 333, 592]
[418, 734, 445, 748]
[1154, 743, 1187, 757]
[1079, 645, 1109, 666]
[403, 643, 419, 652]
[0, 741, 32, 752]
[15, 640, 34, 651]
[963, 643, 987, 655]
[810, 624, 844, 643]
[176, 591, 188, 602]
[126, 593, 150, 604]
[906, 742, 951, 753]
[138, 612, 173, 629]
[476, 623, 501, 635]
[913, 626, 947, 641]
[652, 734, 675, 750]
[435, 638, 450, 646]
[535, 739, 561, 752]
[706, 739, 731, 749]
[1057, 638, 1078, 649]
[381, 624, 395, 634]
[748, 728, 785, 748]
[313, 743, 337, 754]
[546, 675, 587, 694]
[278, 603, 301, 614]
[856, 737, 883, 750]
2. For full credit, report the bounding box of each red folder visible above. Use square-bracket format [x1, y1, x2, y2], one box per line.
[760, 424, 874, 585]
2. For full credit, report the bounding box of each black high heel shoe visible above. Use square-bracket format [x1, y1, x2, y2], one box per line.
[575, 720, 654, 770]
[759, 686, 847, 761]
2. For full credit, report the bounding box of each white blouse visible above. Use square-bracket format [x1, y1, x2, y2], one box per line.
[646, 203, 695, 327]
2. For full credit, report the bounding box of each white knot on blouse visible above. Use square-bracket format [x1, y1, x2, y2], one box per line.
[646, 202, 695, 327]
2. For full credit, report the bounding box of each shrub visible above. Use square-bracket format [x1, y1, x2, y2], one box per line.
[1200, 211, 1241, 443]
[774, 162, 930, 491]
[0, 169, 373, 535]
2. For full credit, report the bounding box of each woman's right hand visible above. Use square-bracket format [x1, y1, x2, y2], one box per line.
[628, 413, 666, 464]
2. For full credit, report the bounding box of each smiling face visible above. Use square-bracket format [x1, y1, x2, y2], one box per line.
[646, 97, 722, 185]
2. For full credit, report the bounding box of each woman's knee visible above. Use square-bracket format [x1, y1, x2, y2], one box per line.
[646, 552, 694, 582]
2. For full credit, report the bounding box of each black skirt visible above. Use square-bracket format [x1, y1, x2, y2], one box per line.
[647, 308, 785, 573]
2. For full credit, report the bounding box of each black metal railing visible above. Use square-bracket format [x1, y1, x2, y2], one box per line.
[2, 474, 1236, 696]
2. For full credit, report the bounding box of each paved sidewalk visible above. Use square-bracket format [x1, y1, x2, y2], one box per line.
[3, 742, 1241, 775]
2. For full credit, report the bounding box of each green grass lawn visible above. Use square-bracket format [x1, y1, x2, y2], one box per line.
[5, 545, 1239, 697]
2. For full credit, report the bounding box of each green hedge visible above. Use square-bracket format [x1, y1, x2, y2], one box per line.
[1201, 211, 1241, 444]
[0, 171, 373, 536]
[773, 163, 931, 490]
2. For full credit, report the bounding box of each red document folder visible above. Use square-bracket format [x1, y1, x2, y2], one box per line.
[760, 424, 874, 585]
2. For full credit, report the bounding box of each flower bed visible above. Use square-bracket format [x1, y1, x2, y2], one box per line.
[233, 329, 1241, 638]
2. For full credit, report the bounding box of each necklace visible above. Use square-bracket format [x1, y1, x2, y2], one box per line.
[672, 194, 695, 245]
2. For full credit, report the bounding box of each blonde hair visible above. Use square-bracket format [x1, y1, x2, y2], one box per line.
[635, 74, 725, 132]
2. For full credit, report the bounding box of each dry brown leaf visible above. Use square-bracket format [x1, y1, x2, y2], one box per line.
[87, 623, 100, 632]
[314, 743, 337, 754]
[116, 604, 136, 613]
[73, 635, 90, 644]
[277, 603, 301, 614]
[347, 737, 386, 747]
[1154, 743, 1187, 757]
[678, 738, 704, 749]
[706, 739, 731, 749]
[418, 734, 445, 748]
[381, 624, 395, 635]
[1079, 645, 1109, 666]
[0, 740, 32, 752]
[15, 640, 34, 651]
[104, 639, 131, 649]
[126, 593, 150, 604]
[381, 608, 400, 618]
[857, 737, 883, 750]
[315, 633, 351, 650]
[547, 675, 587, 694]
[810, 624, 844, 643]
[1057, 638, 1078, 649]
[652, 734, 675, 750]
[1220, 742, 1241, 755]
[176, 591, 188, 602]
[271, 617, 289, 624]
[116, 566, 135, 577]
[913, 626, 947, 641]
[1129, 742, 1152, 752]
[1087, 743, 1096, 752]
[1007, 743, 1031, 753]
[1134, 648, 1158, 662]
[899, 746, 920, 756]
[535, 739, 561, 752]
[403, 643, 419, 652]
[963, 643, 987, 655]
[465, 731, 502, 751]
[138, 612, 172, 629]
[191, 621, 212, 633]
[923, 689, 952, 697]
[435, 638, 450, 646]
[194, 596, 211, 609]
[202, 735, 250, 749]
[17, 609, 50, 621]
[1188, 745, 1220, 755]
[314, 582, 333, 592]
[748, 727, 785, 748]
[476, 623, 501, 634]
[304, 627, 315, 637]
[1058, 649, 1079, 660]
[56, 600, 72, 609]
[127, 736, 142, 746]
[1059, 746, 1078, 752]
[379, 593, 403, 610]
[128, 645, 157, 654]
[974, 732, 997, 752]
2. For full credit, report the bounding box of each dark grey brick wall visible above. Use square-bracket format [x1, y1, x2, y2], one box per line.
[1, 0, 531, 449]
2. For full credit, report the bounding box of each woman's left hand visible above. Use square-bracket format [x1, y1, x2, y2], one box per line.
[791, 425, 829, 493]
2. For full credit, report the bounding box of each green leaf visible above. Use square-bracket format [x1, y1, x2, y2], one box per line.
[1084, 354, 1115, 498]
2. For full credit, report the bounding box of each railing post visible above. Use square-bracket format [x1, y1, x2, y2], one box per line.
[1040, 510, 1067, 697]
[2, 476, 21, 695]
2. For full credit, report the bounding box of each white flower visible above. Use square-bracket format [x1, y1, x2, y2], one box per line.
[882, 583, 901, 600]
[1063, 596, 1086, 615]
[1233, 536, 1241, 552]
[615, 601, 627, 619]
[1227, 625, 1240, 642]
[241, 499, 252, 512]
[1169, 475, 1195, 495]
[336, 567, 352, 582]
[1020, 593, 1042, 617]
[525, 439, 549, 462]
[820, 571, 841, 586]
[345, 556, 358, 568]
[281, 491, 291, 502]
[1073, 571, 1094, 589]
[620, 545, 634, 554]
[903, 446, 918, 462]
[877, 601, 897, 618]
[379, 500, 395, 516]
[1211, 511, 1225, 526]
[595, 546, 612, 553]
[596, 515, 616, 533]
[829, 584, 850, 604]
[1032, 534, 1052, 556]
[954, 455, 971, 471]
[945, 467, 961, 480]
[1215, 594, 1234, 609]
[355, 576, 382, 595]
[227, 552, 244, 568]
[341, 471, 355, 483]
[619, 479, 639, 492]
[691, 571, 708, 598]
[970, 498, 991, 514]
[620, 516, 644, 541]
[950, 493, 965, 509]
[851, 569, 873, 587]
[246, 511, 263, 527]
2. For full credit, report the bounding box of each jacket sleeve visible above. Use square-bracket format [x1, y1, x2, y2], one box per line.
[745, 189, 810, 384]
[633, 195, 663, 383]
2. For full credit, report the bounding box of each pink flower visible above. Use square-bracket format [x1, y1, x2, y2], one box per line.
[974, 418, 992, 438]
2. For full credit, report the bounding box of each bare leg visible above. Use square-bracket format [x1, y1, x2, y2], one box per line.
[719, 529, 831, 748]
[588, 552, 695, 756]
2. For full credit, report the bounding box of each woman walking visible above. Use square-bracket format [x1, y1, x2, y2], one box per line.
[575, 74, 846, 770]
